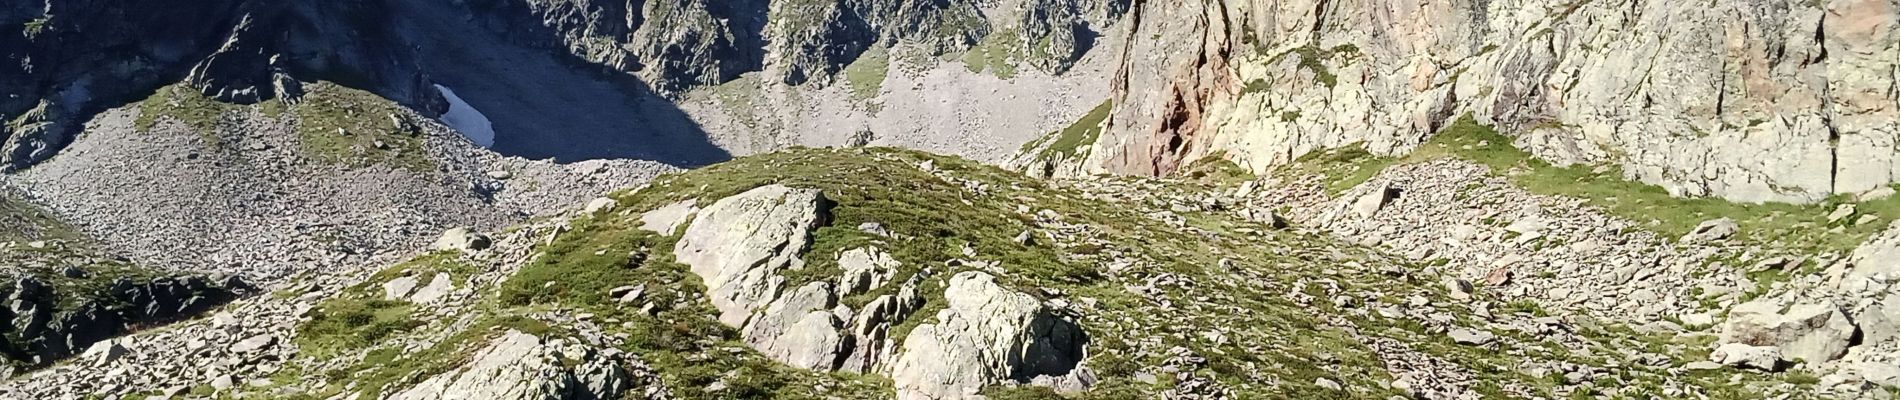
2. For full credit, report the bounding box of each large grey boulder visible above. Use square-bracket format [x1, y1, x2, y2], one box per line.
[432, 228, 493, 252]
[1720, 301, 1858, 364]
[890, 272, 1088, 400]
[390, 330, 640, 400]
[741, 282, 847, 371]
[674, 185, 830, 326]
[637, 199, 699, 235]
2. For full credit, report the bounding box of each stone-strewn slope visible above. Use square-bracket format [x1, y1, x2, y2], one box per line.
[2, 148, 1830, 399]
[1056, 0, 1897, 203]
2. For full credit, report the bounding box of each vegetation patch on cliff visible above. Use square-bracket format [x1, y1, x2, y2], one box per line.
[843, 45, 891, 101]
[292, 82, 433, 172]
[1019, 99, 1113, 164]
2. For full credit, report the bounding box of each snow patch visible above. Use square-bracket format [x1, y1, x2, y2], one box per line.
[433, 84, 495, 148]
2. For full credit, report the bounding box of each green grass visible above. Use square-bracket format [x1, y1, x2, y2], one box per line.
[842, 45, 891, 101]
[963, 31, 1022, 79]
[1283, 146, 1403, 195]
[1019, 100, 1114, 162]
[135, 84, 246, 147]
[292, 82, 433, 172]
[293, 297, 421, 359]
[273, 147, 1786, 399]
[1272, 45, 1351, 88]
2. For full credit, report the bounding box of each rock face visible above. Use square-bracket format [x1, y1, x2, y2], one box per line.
[674, 184, 831, 326]
[390, 330, 653, 400]
[890, 271, 1088, 400]
[0, 0, 443, 170]
[670, 186, 1087, 397]
[1074, 0, 1899, 203]
[0, 274, 249, 369]
[470, 0, 1130, 93]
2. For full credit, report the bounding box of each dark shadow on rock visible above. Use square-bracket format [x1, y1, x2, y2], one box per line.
[390, 0, 732, 168]
[1016, 314, 1090, 381]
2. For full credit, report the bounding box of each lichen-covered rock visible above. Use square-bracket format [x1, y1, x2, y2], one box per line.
[674, 184, 830, 326]
[390, 330, 645, 400]
[890, 271, 1088, 400]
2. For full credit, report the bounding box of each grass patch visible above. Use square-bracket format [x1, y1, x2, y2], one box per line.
[963, 31, 1022, 79]
[135, 83, 246, 147]
[1281, 146, 1402, 195]
[294, 297, 421, 359]
[292, 82, 433, 172]
[843, 45, 891, 101]
[1019, 100, 1114, 162]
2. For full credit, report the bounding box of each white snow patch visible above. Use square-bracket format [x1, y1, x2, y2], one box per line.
[433, 84, 495, 148]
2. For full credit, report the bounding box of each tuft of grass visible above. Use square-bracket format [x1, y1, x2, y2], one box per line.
[22, 15, 50, 38]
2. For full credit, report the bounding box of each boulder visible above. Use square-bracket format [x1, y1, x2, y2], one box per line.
[890, 272, 1087, 400]
[382, 276, 420, 301]
[390, 330, 640, 400]
[408, 273, 455, 304]
[674, 185, 829, 326]
[1350, 184, 1397, 219]
[741, 282, 846, 371]
[838, 247, 900, 295]
[1711, 342, 1783, 371]
[1720, 301, 1857, 364]
[1679, 219, 1739, 244]
[80, 339, 127, 367]
[231, 334, 276, 354]
[583, 197, 619, 214]
[637, 199, 699, 235]
[1847, 221, 1900, 343]
[1448, 328, 1495, 346]
[431, 228, 492, 252]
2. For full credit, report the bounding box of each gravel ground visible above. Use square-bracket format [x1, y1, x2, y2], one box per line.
[2, 106, 675, 284]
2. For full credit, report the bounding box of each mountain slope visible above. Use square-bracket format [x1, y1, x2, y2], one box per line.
[8, 148, 1854, 399]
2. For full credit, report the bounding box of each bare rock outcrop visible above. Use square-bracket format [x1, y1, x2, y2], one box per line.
[890, 271, 1089, 400]
[674, 184, 831, 326]
[1720, 301, 1859, 365]
[390, 330, 654, 400]
[1073, 0, 1899, 203]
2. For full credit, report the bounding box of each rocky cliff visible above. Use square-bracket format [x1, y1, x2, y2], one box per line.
[0, 0, 445, 170]
[1044, 0, 1897, 204]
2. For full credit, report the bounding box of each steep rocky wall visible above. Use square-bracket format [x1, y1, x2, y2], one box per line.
[1081, 0, 1897, 203]
[0, 0, 443, 171]
[474, 0, 1130, 94]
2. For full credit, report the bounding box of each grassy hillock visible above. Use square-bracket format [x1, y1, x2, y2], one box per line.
[252, 147, 1793, 399]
